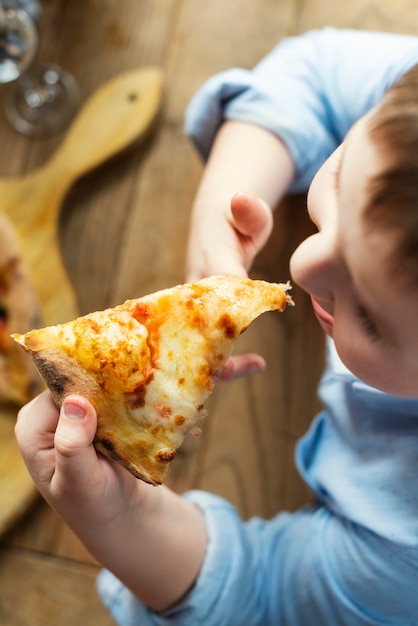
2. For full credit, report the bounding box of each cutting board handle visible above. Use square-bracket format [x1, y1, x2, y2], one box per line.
[0, 67, 163, 325]
[42, 67, 163, 193]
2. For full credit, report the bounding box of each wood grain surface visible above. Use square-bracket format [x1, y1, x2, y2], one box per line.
[0, 0, 414, 624]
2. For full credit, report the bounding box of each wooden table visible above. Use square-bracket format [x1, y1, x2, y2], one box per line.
[0, 0, 414, 623]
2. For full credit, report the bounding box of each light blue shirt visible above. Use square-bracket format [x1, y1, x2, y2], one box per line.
[97, 29, 418, 625]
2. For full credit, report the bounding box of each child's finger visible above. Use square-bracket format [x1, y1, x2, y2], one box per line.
[214, 353, 266, 382]
[15, 390, 60, 475]
[53, 395, 100, 490]
[231, 193, 273, 239]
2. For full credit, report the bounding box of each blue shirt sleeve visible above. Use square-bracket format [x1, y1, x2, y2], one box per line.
[97, 490, 418, 625]
[185, 28, 418, 192]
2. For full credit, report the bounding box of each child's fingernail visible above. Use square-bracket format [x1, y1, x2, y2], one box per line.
[62, 402, 86, 419]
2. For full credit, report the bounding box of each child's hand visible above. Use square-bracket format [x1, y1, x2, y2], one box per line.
[187, 191, 273, 380]
[186, 192, 273, 282]
[15, 391, 144, 532]
[16, 390, 208, 611]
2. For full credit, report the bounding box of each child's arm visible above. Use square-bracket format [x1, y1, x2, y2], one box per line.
[15, 391, 207, 613]
[186, 119, 295, 281]
[185, 28, 418, 283]
[185, 121, 295, 381]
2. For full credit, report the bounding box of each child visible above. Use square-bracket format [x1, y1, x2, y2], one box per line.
[15, 28, 418, 625]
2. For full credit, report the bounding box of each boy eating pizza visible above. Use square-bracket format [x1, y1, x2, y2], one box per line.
[15, 28, 418, 625]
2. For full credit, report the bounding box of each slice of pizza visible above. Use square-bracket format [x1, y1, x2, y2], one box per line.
[12, 275, 293, 485]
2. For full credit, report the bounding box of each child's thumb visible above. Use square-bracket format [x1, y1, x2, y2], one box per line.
[231, 193, 273, 239]
[54, 396, 98, 472]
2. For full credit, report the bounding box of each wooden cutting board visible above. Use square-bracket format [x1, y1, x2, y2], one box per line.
[0, 67, 163, 536]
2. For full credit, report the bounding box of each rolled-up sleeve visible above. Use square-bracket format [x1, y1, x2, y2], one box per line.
[97, 490, 292, 625]
[97, 489, 418, 625]
[185, 28, 418, 192]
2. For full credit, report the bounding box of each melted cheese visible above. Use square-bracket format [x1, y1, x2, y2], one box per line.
[13, 275, 293, 484]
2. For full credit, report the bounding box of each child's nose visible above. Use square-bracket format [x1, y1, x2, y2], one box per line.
[290, 230, 338, 302]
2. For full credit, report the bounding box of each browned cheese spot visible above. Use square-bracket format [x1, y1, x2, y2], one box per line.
[196, 364, 214, 391]
[155, 448, 176, 463]
[156, 403, 172, 418]
[174, 414, 186, 426]
[217, 313, 237, 339]
[88, 319, 100, 333]
[125, 373, 154, 409]
[131, 301, 151, 324]
[192, 314, 207, 331]
[130, 301, 162, 366]
[184, 294, 210, 332]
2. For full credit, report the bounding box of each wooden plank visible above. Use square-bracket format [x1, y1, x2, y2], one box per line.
[5, 500, 99, 567]
[0, 409, 38, 536]
[54, 0, 177, 313]
[107, 0, 298, 305]
[297, 0, 418, 33]
[0, 546, 114, 626]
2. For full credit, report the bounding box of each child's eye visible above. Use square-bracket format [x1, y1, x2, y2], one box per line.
[358, 305, 381, 341]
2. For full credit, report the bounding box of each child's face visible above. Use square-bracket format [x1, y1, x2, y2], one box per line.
[290, 113, 418, 397]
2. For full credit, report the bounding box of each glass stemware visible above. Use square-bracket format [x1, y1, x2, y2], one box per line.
[0, 4, 36, 82]
[0, 1, 78, 137]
